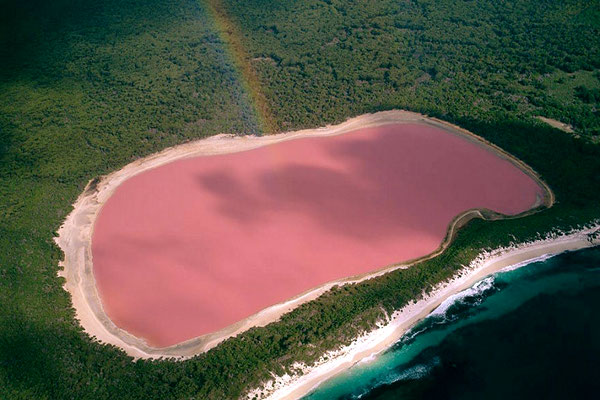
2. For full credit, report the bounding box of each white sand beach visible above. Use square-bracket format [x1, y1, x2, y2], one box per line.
[248, 224, 600, 400]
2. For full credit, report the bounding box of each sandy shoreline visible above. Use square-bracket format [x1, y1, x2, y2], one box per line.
[250, 224, 600, 400]
[537, 116, 575, 133]
[55, 110, 552, 359]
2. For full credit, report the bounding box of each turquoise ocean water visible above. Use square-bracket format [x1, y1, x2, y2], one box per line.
[305, 246, 600, 400]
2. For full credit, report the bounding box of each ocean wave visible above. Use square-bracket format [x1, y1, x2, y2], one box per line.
[396, 254, 566, 355]
[353, 358, 440, 399]
[396, 276, 498, 347]
[430, 276, 496, 319]
[393, 357, 440, 381]
[423, 253, 555, 323]
[352, 254, 564, 398]
[499, 253, 556, 272]
[399, 324, 431, 345]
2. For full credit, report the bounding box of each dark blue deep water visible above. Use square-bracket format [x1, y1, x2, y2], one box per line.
[305, 246, 600, 400]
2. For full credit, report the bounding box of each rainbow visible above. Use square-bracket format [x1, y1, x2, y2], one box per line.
[205, 0, 278, 134]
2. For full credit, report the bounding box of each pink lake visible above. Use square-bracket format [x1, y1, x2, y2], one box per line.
[92, 123, 544, 347]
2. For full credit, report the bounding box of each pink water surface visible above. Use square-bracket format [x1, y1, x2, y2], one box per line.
[92, 123, 544, 347]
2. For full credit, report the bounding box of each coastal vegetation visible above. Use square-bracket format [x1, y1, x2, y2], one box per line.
[223, 0, 600, 138]
[1, 0, 599, 399]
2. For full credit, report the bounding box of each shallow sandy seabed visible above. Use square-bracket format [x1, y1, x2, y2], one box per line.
[56, 110, 553, 359]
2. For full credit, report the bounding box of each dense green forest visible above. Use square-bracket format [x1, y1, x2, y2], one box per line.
[1, 0, 599, 399]
[223, 0, 600, 137]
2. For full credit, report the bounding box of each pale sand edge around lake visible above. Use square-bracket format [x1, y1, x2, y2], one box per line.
[54, 110, 553, 359]
[249, 225, 600, 400]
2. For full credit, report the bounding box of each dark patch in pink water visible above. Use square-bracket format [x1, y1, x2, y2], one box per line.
[92, 124, 544, 347]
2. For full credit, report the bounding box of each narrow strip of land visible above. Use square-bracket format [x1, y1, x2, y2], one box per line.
[253, 226, 600, 400]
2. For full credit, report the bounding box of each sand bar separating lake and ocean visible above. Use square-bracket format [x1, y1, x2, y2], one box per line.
[249, 225, 600, 400]
[55, 110, 551, 358]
